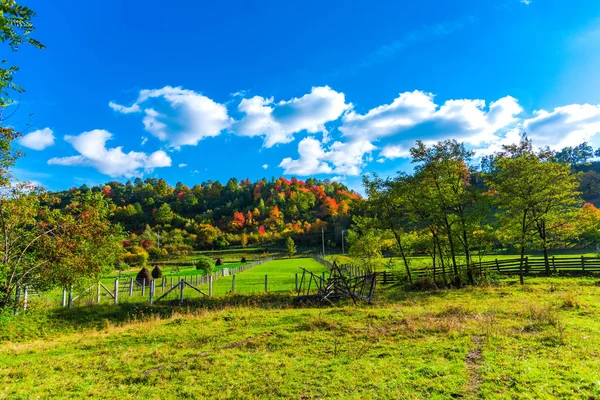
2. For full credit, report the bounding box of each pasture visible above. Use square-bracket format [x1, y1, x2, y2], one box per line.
[2, 273, 600, 399]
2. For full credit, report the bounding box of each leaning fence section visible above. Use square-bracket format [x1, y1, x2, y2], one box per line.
[54, 257, 275, 309]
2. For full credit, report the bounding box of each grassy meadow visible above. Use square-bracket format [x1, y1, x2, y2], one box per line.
[2, 257, 600, 398]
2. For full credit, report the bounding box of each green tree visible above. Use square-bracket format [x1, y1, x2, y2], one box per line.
[486, 135, 580, 279]
[195, 255, 214, 275]
[0, 188, 123, 307]
[1, 0, 45, 107]
[285, 236, 296, 258]
[154, 203, 173, 225]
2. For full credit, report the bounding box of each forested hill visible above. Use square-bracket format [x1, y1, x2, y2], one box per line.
[574, 161, 600, 206]
[47, 177, 361, 251]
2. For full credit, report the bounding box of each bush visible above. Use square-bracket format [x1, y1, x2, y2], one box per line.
[196, 256, 214, 274]
[147, 246, 167, 260]
[123, 246, 149, 267]
[215, 258, 224, 266]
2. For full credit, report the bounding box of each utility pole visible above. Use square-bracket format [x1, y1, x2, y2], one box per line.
[321, 227, 325, 258]
[341, 229, 345, 255]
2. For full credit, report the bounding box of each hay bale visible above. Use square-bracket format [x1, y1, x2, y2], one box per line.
[241, 257, 247, 263]
[136, 267, 153, 286]
[151, 264, 163, 279]
[215, 258, 224, 266]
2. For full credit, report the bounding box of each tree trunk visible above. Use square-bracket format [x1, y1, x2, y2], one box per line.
[518, 210, 528, 285]
[435, 234, 448, 286]
[539, 220, 551, 276]
[391, 228, 412, 284]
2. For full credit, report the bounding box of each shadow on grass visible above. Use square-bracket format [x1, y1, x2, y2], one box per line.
[1, 292, 344, 342]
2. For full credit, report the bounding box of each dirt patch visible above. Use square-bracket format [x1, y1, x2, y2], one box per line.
[465, 335, 484, 397]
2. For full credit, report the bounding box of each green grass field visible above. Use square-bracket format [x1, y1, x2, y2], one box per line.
[2, 273, 600, 398]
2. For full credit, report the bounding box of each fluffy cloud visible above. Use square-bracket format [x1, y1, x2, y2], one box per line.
[341, 91, 522, 151]
[48, 129, 171, 177]
[262, 164, 269, 169]
[523, 104, 600, 149]
[110, 86, 233, 147]
[18, 128, 55, 150]
[234, 86, 351, 148]
[378, 144, 410, 162]
[279, 137, 376, 176]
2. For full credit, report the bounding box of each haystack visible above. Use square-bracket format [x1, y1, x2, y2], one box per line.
[151, 265, 163, 279]
[215, 258, 224, 266]
[136, 267, 153, 285]
[241, 257, 247, 263]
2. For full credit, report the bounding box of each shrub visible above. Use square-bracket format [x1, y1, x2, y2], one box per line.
[196, 256, 214, 274]
[123, 246, 149, 267]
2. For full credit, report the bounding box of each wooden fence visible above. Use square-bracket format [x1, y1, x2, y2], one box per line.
[314, 254, 600, 286]
[58, 257, 275, 308]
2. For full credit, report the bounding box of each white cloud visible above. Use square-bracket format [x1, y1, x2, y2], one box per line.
[262, 164, 269, 169]
[108, 101, 141, 114]
[110, 86, 232, 147]
[178, 163, 187, 168]
[378, 144, 410, 161]
[341, 91, 522, 147]
[141, 136, 148, 146]
[521, 0, 531, 5]
[279, 137, 376, 176]
[18, 128, 55, 150]
[523, 104, 600, 149]
[234, 86, 351, 148]
[48, 129, 172, 177]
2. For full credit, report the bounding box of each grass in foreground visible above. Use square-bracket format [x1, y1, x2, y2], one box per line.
[2, 276, 600, 398]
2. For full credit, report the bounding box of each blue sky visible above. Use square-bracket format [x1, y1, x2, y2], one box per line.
[8, 0, 600, 192]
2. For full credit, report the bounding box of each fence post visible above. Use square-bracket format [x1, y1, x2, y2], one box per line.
[129, 278, 133, 297]
[295, 273, 298, 292]
[582, 255, 585, 272]
[149, 280, 155, 304]
[114, 278, 119, 305]
[179, 279, 185, 302]
[495, 259, 500, 273]
[22, 285, 28, 312]
[209, 276, 213, 296]
[162, 277, 165, 293]
[142, 279, 146, 296]
[68, 284, 73, 309]
[525, 257, 529, 273]
[232, 275, 236, 294]
[170, 276, 173, 289]
[62, 287, 67, 307]
[265, 275, 268, 293]
[552, 256, 556, 272]
[383, 271, 387, 284]
[97, 282, 101, 303]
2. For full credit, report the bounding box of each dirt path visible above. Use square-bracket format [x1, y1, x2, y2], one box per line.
[464, 334, 484, 398]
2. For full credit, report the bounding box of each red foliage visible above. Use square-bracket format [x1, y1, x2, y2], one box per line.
[258, 225, 266, 235]
[140, 239, 153, 249]
[176, 192, 186, 201]
[102, 186, 113, 198]
[232, 211, 246, 228]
